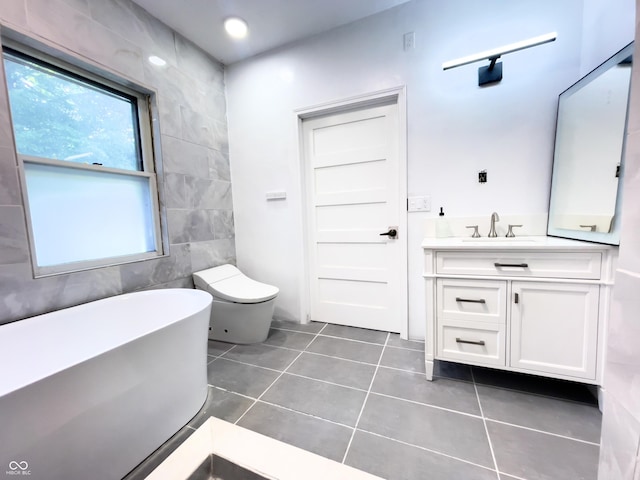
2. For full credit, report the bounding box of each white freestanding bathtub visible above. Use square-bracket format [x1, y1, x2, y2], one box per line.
[0, 288, 212, 480]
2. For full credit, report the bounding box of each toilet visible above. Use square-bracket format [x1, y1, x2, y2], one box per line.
[193, 264, 279, 344]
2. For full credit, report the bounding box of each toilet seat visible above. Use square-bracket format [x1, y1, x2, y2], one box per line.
[193, 265, 279, 304]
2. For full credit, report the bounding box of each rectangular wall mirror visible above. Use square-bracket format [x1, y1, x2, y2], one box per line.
[548, 42, 633, 245]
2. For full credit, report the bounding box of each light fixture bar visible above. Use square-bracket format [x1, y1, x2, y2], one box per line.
[442, 32, 557, 70]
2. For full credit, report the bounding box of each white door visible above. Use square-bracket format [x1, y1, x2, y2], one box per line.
[510, 281, 600, 379]
[302, 102, 406, 333]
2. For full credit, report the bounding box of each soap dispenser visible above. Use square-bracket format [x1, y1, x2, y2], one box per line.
[435, 207, 451, 238]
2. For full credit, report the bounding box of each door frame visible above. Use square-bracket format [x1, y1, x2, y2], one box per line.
[294, 86, 408, 339]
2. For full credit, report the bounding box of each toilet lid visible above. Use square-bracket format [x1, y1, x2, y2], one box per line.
[209, 275, 279, 303]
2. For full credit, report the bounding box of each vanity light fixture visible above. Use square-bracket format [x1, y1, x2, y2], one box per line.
[224, 17, 248, 39]
[443, 32, 557, 86]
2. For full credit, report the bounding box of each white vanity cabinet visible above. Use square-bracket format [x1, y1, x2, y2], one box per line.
[423, 238, 616, 385]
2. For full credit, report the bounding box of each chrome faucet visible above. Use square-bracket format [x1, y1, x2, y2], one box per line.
[488, 212, 500, 237]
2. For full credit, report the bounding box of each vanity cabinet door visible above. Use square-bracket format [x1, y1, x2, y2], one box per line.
[510, 281, 599, 380]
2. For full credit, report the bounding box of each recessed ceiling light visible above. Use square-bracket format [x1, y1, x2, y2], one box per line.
[224, 17, 248, 39]
[148, 55, 167, 66]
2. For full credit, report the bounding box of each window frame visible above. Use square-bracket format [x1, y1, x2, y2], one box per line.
[3, 40, 166, 277]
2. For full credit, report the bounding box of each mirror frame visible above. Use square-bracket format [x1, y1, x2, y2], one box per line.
[547, 42, 633, 245]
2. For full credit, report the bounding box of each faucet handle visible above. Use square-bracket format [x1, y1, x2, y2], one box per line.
[506, 224, 523, 238]
[466, 225, 481, 238]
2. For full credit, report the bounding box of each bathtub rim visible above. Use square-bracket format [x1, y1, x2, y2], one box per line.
[0, 288, 213, 398]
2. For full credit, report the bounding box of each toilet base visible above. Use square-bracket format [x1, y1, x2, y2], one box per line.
[208, 297, 275, 344]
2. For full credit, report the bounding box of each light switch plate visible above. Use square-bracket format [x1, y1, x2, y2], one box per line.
[408, 195, 431, 212]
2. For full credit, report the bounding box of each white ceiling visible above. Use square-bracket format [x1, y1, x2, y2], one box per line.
[131, 0, 411, 65]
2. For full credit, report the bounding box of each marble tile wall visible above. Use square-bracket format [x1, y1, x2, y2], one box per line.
[598, 2, 640, 477]
[0, 0, 235, 324]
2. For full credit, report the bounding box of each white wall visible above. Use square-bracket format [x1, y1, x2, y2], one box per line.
[226, 0, 610, 340]
[598, 0, 640, 475]
[581, 0, 635, 75]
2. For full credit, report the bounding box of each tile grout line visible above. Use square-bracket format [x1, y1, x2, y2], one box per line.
[209, 384, 258, 402]
[285, 371, 369, 393]
[255, 398, 355, 430]
[217, 343, 237, 359]
[295, 349, 379, 366]
[484, 418, 601, 446]
[370, 391, 484, 420]
[341, 331, 391, 464]
[271, 325, 425, 351]
[471, 368, 501, 480]
[209, 355, 286, 373]
[233, 323, 329, 426]
[357, 428, 499, 474]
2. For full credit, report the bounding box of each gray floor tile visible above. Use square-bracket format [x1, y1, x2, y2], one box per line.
[472, 366, 597, 404]
[321, 324, 388, 344]
[487, 420, 599, 480]
[207, 340, 235, 357]
[345, 430, 497, 480]
[262, 328, 316, 350]
[287, 352, 376, 390]
[477, 385, 602, 443]
[387, 333, 425, 351]
[237, 402, 352, 462]
[434, 360, 473, 381]
[261, 373, 367, 426]
[188, 386, 255, 428]
[306, 336, 383, 364]
[358, 393, 493, 468]
[380, 347, 426, 373]
[123, 426, 194, 480]
[270, 319, 326, 333]
[207, 358, 280, 398]
[372, 367, 481, 415]
[221, 343, 300, 371]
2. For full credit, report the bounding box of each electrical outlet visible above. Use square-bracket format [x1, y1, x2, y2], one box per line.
[403, 32, 415, 51]
[478, 170, 487, 183]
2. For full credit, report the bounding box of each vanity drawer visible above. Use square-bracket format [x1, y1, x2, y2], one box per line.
[437, 320, 505, 366]
[436, 278, 506, 324]
[435, 251, 602, 279]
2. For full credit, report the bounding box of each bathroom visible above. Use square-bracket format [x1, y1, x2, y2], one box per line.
[1, 0, 640, 478]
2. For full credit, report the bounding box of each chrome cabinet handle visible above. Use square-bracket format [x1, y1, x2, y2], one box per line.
[455, 338, 486, 346]
[580, 224, 597, 232]
[494, 262, 528, 268]
[455, 297, 486, 304]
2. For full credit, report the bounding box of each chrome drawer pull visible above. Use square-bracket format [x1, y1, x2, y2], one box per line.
[455, 297, 486, 304]
[494, 262, 529, 268]
[455, 338, 486, 346]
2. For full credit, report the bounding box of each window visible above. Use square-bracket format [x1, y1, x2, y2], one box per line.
[3, 44, 164, 276]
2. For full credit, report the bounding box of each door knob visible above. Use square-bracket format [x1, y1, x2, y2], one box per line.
[379, 228, 398, 239]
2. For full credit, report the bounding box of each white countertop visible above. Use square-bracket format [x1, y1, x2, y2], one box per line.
[421, 235, 616, 250]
